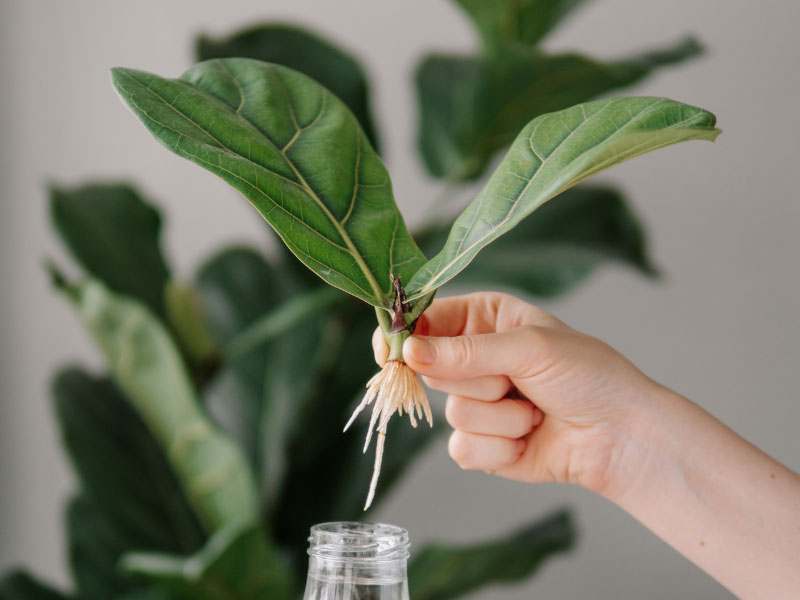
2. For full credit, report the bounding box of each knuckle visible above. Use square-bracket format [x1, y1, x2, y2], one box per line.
[448, 431, 473, 468]
[445, 395, 469, 429]
[508, 399, 536, 437]
[449, 335, 478, 365]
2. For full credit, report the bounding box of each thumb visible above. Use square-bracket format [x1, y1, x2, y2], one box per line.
[403, 326, 548, 380]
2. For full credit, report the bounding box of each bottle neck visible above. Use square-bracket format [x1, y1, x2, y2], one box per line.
[303, 522, 410, 599]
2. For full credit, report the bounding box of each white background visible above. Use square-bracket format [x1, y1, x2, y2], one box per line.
[1, 1, 799, 598]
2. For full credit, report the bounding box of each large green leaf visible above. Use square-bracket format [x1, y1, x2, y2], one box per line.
[195, 247, 281, 469]
[454, 0, 590, 50]
[194, 246, 329, 509]
[406, 97, 720, 299]
[417, 38, 703, 180]
[52, 273, 257, 532]
[54, 369, 205, 599]
[116, 590, 176, 600]
[196, 24, 380, 151]
[122, 521, 295, 600]
[66, 496, 141, 600]
[0, 572, 71, 600]
[50, 183, 170, 318]
[54, 369, 205, 553]
[417, 185, 656, 297]
[111, 59, 426, 309]
[408, 510, 575, 600]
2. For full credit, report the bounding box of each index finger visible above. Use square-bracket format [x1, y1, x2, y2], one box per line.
[416, 292, 554, 337]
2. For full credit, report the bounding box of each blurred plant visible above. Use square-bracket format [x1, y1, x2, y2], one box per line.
[1, 2, 714, 598]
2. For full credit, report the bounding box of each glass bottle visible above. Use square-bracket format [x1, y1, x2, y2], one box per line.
[302, 521, 410, 600]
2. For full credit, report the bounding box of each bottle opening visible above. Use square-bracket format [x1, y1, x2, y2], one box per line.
[308, 522, 410, 562]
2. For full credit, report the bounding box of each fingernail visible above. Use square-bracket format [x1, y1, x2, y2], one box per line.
[405, 336, 435, 365]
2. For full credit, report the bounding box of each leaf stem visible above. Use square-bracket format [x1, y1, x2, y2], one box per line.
[375, 306, 408, 361]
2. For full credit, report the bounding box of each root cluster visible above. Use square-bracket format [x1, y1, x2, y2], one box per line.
[344, 360, 432, 510]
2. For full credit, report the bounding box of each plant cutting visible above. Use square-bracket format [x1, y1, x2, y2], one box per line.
[111, 58, 720, 508]
[1, 3, 720, 598]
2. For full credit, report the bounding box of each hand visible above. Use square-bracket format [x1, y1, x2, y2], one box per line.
[375, 292, 800, 599]
[373, 291, 663, 496]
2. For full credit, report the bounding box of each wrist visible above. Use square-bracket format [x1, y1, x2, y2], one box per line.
[588, 380, 689, 504]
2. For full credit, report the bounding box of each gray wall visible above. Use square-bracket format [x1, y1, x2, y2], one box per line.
[2, 1, 798, 598]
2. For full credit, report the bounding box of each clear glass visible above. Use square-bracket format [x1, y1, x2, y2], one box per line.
[302, 522, 410, 600]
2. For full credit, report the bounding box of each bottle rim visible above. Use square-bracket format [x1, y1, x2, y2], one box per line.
[307, 521, 410, 562]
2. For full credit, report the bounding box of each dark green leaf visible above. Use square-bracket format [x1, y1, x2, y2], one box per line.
[115, 590, 177, 600]
[195, 248, 283, 346]
[195, 246, 328, 510]
[407, 97, 720, 299]
[122, 521, 295, 600]
[223, 286, 341, 360]
[54, 369, 205, 597]
[417, 38, 703, 180]
[0, 571, 71, 600]
[54, 274, 258, 532]
[196, 24, 381, 151]
[454, 0, 590, 50]
[50, 183, 170, 318]
[417, 185, 656, 297]
[112, 59, 426, 308]
[195, 247, 281, 474]
[66, 496, 140, 600]
[408, 510, 575, 600]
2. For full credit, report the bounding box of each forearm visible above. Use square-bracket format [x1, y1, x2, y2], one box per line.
[604, 386, 800, 600]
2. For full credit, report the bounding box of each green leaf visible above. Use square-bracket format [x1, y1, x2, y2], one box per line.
[407, 97, 720, 299]
[223, 286, 341, 360]
[66, 495, 140, 600]
[195, 248, 281, 474]
[50, 183, 170, 318]
[122, 521, 295, 600]
[454, 0, 590, 50]
[408, 510, 575, 600]
[195, 246, 328, 511]
[53, 274, 258, 532]
[416, 38, 703, 180]
[417, 185, 656, 297]
[0, 571, 71, 600]
[54, 368, 205, 598]
[196, 24, 381, 152]
[111, 59, 426, 308]
[116, 590, 177, 600]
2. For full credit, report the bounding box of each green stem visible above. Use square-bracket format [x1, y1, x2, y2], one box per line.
[375, 306, 409, 361]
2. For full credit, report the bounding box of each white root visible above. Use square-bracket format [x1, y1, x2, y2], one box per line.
[343, 360, 432, 510]
[364, 430, 385, 511]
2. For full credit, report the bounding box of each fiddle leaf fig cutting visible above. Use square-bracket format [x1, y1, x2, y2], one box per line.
[112, 57, 719, 508]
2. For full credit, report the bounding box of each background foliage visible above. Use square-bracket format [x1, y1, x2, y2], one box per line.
[0, 1, 704, 598]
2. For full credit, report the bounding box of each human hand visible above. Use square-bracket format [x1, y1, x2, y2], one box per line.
[373, 292, 800, 599]
[372, 292, 665, 496]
